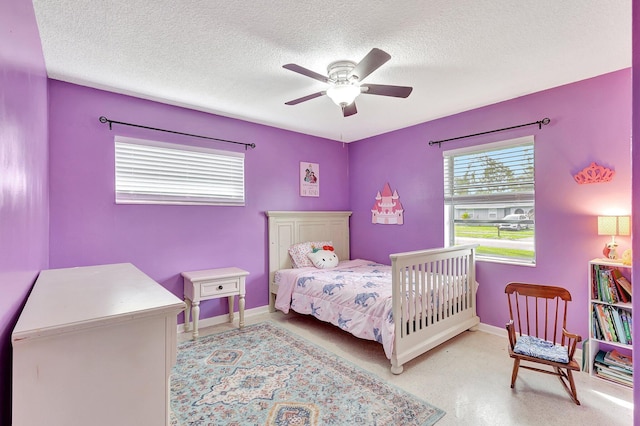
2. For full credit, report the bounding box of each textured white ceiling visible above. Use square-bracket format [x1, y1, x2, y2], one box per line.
[32, 0, 631, 142]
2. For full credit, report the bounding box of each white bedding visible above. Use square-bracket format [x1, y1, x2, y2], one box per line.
[275, 259, 397, 358]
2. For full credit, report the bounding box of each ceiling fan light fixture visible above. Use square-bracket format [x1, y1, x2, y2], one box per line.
[326, 84, 360, 107]
[283, 48, 412, 116]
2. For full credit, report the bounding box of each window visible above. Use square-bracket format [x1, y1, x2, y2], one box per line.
[444, 136, 535, 265]
[115, 136, 245, 206]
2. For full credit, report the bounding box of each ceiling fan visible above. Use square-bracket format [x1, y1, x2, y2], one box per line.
[283, 48, 413, 117]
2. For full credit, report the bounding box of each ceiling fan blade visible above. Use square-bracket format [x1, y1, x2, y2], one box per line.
[361, 84, 413, 98]
[350, 48, 391, 82]
[283, 64, 329, 83]
[342, 102, 357, 117]
[285, 91, 326, 105]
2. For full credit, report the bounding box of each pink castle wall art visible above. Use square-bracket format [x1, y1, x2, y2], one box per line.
[371, 182, 404, 225]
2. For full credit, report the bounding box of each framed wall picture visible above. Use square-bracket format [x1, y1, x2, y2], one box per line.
[300, 162, 319, 197]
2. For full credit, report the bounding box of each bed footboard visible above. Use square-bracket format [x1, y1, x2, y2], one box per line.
[389, 244, 479, 374]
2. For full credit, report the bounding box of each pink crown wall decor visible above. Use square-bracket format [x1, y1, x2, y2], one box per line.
[573, 162, 614, 184]
[371, 182, 404, 225]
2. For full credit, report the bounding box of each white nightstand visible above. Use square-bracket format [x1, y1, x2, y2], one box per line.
[181, 267, 249, 340]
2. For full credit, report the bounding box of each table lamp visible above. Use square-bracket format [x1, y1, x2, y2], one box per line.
[597, 215, 630, 259]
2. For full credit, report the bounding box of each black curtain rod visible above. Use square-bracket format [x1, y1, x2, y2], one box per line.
[428, 117, 551, 147]
[98, 116, 256, 150]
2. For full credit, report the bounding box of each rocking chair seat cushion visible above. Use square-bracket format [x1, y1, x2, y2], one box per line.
[513, 335, 569, 364]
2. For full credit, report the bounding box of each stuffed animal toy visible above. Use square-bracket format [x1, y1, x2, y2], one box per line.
[307, 248, 339, 269]
[622, 249, 632, 266]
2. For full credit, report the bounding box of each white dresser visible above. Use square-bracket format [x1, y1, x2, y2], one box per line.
[12, 263, 185, 426]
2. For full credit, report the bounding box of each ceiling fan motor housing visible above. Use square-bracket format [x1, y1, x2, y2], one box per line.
[327, 61, 358, 83]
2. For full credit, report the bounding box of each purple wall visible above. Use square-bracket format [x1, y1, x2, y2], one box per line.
[631, 0, 639, 418]
[48, 81, 350, 322]
[0, 0, 49, 422]
[349, 70, 632, 342]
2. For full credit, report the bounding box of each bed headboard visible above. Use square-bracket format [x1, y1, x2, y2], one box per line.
[265, 211, 352, 283]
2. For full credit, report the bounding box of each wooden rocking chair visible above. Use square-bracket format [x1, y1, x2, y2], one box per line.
[505, 282, 582, 405]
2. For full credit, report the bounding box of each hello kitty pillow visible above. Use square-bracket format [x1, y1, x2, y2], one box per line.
[288, 241, 333, 268]
[307, 247, 339, 269]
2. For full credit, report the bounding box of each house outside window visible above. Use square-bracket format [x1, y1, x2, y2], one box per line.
[443, 136, 535, 265]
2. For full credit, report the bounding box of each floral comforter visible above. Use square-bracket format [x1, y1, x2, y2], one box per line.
[275, 259, 396, 359]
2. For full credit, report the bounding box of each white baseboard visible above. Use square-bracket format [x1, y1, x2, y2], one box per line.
[176, 313, 584, 367]
[177, 305, 271, 334]
[477, 322, 507, 337]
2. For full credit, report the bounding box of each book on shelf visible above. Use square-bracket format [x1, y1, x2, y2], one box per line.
[594, 350, 633, 386]
[619, 309, 633, 344]
[605, 349, 633, 372]
[607, 270, 623, 303]
[595, 367, 633, 387]
[593, 264, 632, 304]
[593, 303, 635, 345]
[592, 263, 600, 299]
[594, 304, 613, 341]
[605, 306, 619, 342]
[595, 304, 619, 342]
[596, 267, 623, 304]
[599, 266, 610, 302]
[610, 269, 630, 303]
[610, 307, 627, 344]
[611, 268, 632, 300]
[592, 309, 603, 340]
[594, 304, 614, 341]
[596, 361, 633, 378]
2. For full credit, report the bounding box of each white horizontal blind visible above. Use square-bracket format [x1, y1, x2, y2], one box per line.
[444, 137, 534, 206]
[115, 136, 245, 206]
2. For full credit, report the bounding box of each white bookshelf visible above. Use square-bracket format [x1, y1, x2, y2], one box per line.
[587, 259, 633, 388]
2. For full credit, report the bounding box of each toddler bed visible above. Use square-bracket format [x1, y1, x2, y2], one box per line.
[266, 210, 479, 374]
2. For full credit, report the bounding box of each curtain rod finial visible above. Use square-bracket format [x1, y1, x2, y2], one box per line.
[537, 118, 551, 129]
[99, 116, 113, 130]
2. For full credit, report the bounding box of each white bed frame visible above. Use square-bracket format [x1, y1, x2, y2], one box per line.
[265, 210, 480, 374]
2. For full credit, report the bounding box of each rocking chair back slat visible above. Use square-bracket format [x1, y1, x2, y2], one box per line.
[544, 297, 549, 341]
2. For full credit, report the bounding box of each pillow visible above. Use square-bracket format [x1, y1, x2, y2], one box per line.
[307, 249, 339, 269]
[513, 335, 569, 364]
[288, 241, 332, 268]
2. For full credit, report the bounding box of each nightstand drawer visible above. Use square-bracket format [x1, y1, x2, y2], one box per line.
[200, 279, 239, 297]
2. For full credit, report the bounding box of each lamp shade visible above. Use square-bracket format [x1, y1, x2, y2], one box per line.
[326, 84, 360, 107]
[597, 216, 631, 236]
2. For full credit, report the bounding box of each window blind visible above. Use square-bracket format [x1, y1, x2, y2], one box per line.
[115, 136, 245, 206]
[444, 137, 534, 206]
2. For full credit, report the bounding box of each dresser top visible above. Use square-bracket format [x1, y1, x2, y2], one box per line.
[12, 263, 184, 343]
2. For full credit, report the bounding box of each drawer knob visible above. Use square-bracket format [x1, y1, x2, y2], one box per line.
[218, 285, 223, 290]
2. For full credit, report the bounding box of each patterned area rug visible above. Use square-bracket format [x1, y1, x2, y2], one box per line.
[170, 321, 445, 425]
